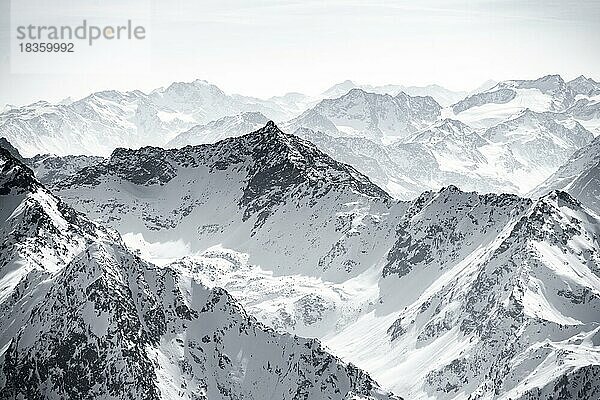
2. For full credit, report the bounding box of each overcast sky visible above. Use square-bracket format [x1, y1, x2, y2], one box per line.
[1, 0, 599, 106]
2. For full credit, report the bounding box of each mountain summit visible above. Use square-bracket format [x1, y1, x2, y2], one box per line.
[0, 139, 400, 400]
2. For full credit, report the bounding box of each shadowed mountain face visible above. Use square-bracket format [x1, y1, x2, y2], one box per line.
[2, 72, 600, 400]
[52, 122, 404, 282]
[531, 135, 600, 214]
[21, 120, 600, 400]
[0, 140, 399, 400]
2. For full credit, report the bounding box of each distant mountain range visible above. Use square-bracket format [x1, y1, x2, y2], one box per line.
[2, 74, 597, 203]
[320, 79, 474, 107]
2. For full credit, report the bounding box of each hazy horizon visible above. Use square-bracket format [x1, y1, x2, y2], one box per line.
[1, 0, 599, 106]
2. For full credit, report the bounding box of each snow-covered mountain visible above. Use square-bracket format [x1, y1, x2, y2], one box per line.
[479, 109, 594, 192]
[286, 89, 441, 144]
[568, 75, 600, 97]
[322, 80, 361, 99]
[409, 118, 488, 167]
[165, 185, 600, 399]
[321, 80, 468, 107]
[149, 79, 290, 124]
[453, 75, 574, 114]
[329, 187, 600, 399]
[5, 90, 591, 201]
[35, 121, 600, 399]
[567, 98, 600, 134]
[531, 135, 600, 213]
[0, 137, 104, 186]
[3, 75, 600, 400]
[565, 75, 600, 135]
[28, 153, 104, 187]
[53, 122, 404, 282]
[0, 80, 293, 157]
[268, 92, 319, 115]
[293, 110, 593, 199]
[164, 186, 600, 400]
[292, 125, 505, 200]
[0, 92, 195, 157]
[449, 74, 600, 130]
[167, 111, 269, 148]
[0, 141, 399, 400]
[401, 110, 593, 195]
[292, 127, 435, 200]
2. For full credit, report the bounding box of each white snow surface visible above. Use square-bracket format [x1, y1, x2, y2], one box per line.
[40, 123, 600, 400]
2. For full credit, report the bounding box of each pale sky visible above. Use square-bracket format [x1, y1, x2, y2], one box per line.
[1, 0, 599, 106]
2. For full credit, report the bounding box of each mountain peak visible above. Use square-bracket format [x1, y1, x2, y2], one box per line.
[542, 73, 564, 81]
[538, 189, 583, 211]
[567, 74, 600, 96]
[252, 120, 285, 138]
[343, 88, 371, 98]
[0, 137, 25, 162]
[0, 146, 39, 195]
[264, 120, 278, 130]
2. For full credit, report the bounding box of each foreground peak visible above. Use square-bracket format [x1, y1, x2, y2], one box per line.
[264, 120, 277, 129]
[253, 120, 285, 136]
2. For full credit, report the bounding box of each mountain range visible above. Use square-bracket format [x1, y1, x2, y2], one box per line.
[2, 75, 598, 203]
[3, 120, 597, 399]
[320, 80, 475, 107]
[1, 74, 600, 399]
[0, 139, 398, 400]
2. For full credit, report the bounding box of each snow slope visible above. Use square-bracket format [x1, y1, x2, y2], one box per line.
[286, 89, 441, 144]
[0, 143, 399, 400]
[328, 189, 600, 400]
[531, 135, 600, 213]
[41, 121, 600, 399]
[53, 122, 405, 282]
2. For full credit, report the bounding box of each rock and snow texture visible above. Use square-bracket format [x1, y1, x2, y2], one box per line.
[2, 72, 600, 400]
[478, 109, 593, 193]
[167, 111, 269, 148]
[328, 187, 600, 399]
[450, 74, 600, 134]
[0, 80, 292, 157]
[0, 92, 195, 157]
[0, 145, 398, 400]
[532, 135, 600, 213]
[286, 89, 442, 144]
[2, 74, 599, 202]
[293, 111, 593, 199]
[279, 75, 597, 199]
[52, 122, 403, 282]
[34, 121, 600, 399]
